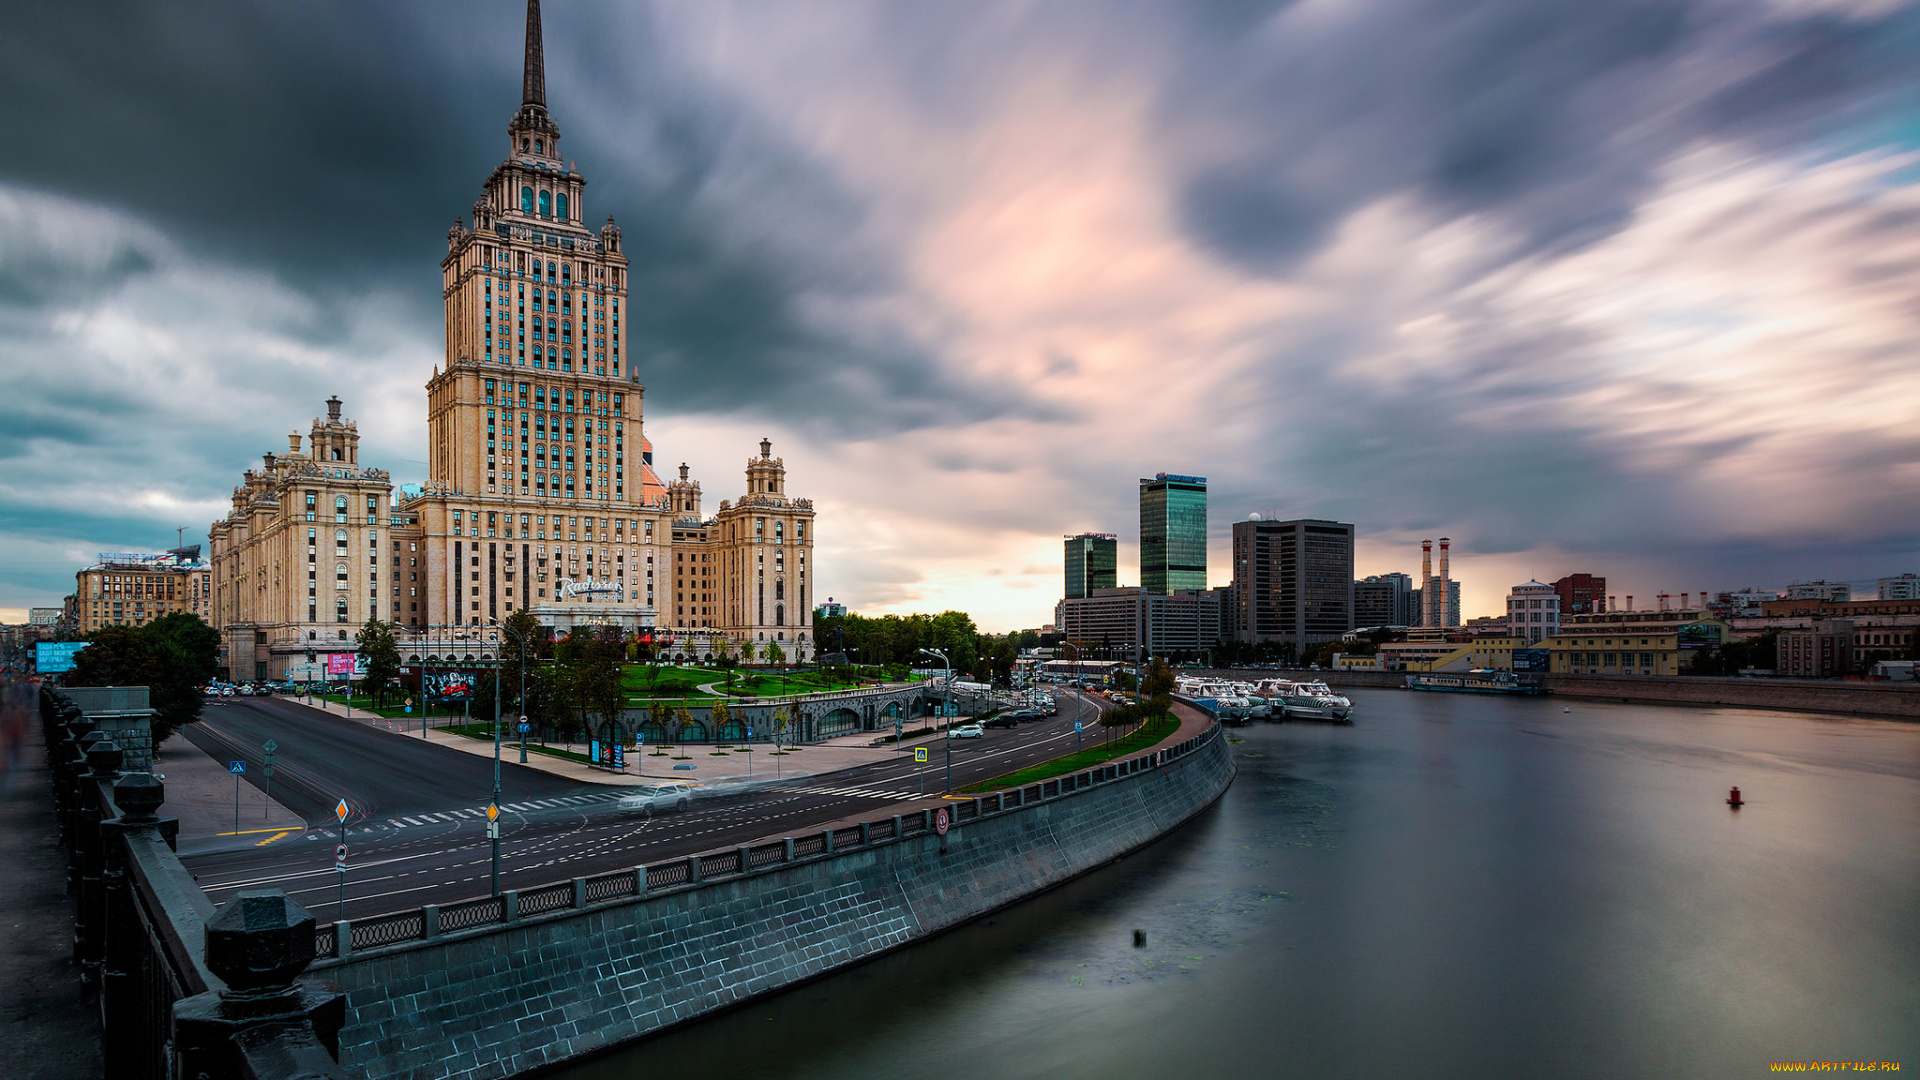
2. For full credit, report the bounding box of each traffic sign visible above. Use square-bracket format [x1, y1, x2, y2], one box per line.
[934, 807, 950, 836]
[334, 799, 349, 823]
[914, 747, 929, 763]
[228, 760, 245, 775]
[1074, 721, 1083, 733]
[334, 844, 347, 872]
[405, 706, 413, 715]
[486, 803, 499, 822]
[487, 821, 499, 840]
[518, 721, 529, 734]
[264, 739, 277, 755]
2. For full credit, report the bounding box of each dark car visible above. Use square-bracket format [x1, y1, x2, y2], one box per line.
[983, 713, 1020, 729]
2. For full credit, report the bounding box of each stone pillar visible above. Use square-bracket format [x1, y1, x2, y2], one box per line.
[172, 891, 347, 1080]
[98, 768, 171, 1078]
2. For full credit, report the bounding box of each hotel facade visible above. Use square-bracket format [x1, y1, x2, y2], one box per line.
[210, 1, 816, 679]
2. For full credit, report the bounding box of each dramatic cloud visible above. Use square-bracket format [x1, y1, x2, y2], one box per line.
[1, 0, 1916, 628]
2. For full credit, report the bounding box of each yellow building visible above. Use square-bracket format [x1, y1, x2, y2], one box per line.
[1538, 609, 1729, 676]
[72, 555, 211, 635]
[1401, 636, 1523, 673]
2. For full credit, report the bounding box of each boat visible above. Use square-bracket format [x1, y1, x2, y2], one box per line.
[1276, 680, 1354, 723]
[1405, 669, 1546, 696]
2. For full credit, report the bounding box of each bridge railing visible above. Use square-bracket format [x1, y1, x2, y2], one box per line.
[38, 684, 347, 1080]
[308, 719, 1225, 962]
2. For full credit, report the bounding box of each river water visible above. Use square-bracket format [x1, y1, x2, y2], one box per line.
[553, 690, 1919, 1079]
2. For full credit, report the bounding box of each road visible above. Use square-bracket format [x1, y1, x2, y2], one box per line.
[180, 686, 1122, 922]
[181, 694, 591, 827]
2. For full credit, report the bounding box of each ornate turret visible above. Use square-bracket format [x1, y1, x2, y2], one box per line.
[668, 463, 702, 519]
[744, 438, 786, 500]
[507, 0, 560, 163]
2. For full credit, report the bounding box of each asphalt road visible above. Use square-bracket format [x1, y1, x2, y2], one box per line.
[181, 695, 593, 827]
[181, 687, 1125, 922]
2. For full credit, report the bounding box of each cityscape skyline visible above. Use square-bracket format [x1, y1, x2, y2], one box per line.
[2, 0, 1917, 632]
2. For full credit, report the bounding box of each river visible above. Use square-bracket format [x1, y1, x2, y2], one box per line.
[551, 689, 1919, 1079]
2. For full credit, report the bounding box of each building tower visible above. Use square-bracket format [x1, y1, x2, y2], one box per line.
[710, 440, 816, 652]
[410, 0, 654, 634]
[1063, 533, 1118, 600]
[667, 464, 701, 519]
[1139, 473, 1208, 594]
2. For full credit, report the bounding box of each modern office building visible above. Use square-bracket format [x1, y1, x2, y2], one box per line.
[1139, 473, 1207, 594]
[1063, 533, 1119, 599]
[1551, 573, 1607, 615]
[1506, 580, 1562, 643]
[1054, 587, 1225, 659]
[1353, 572, 1418, 628]
[1230, 517, 1355, 646]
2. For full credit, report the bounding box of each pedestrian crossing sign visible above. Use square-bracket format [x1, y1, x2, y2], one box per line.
[914, 747, 929, 763]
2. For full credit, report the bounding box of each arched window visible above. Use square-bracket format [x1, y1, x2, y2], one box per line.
[534, 139, 544, 154]
[336, 563, 348, 585]
[538, 191, 551, 218]
[521, 139, 530, 153]
[521, 187, 534, 213]
[555, 192, 568, 220]
[334, 496, 347, 522]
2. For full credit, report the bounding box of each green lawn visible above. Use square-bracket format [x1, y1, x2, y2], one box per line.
[956, 714, 1181, 793]
[621, 665, 727, 700]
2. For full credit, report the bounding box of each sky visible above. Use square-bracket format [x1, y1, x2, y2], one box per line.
[2, 0, 1918, 632]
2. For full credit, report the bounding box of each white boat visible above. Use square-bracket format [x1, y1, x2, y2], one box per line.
[1276, 680, 1354, 723]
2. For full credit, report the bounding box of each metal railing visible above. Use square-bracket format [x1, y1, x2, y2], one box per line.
[309, 719, 1225, 962]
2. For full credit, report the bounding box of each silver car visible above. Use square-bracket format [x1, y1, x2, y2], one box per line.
[617, 783, 694, 816]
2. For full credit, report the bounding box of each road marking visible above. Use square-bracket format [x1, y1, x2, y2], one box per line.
[254, 830, 294, 846]
[215, 826, 300, 837]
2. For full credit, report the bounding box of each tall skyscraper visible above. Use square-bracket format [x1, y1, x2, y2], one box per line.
[1063, 533, 1118, 599]
[1353, 572, 1417, 628]
[1140, 473, 1208, 594]
[1230, 517, 1355, 646]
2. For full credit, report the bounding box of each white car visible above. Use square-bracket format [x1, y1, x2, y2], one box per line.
[947, 723, 985, 739]
[617, 783, 694, 816]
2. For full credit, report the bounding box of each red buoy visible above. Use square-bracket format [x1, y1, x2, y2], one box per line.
[1726, 786, 1744, 807]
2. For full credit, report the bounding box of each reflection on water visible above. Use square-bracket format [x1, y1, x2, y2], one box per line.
[553, 692, 1920, 1080]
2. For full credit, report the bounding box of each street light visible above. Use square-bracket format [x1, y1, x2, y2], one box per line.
[493, 618, 529, 765]
[918, 647, 952, 793]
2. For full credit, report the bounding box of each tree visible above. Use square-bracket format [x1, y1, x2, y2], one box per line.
[709, 697, 732, 742]
[765, 641, 786, 668]
[739, 641, 758, 665]
[557, 626, 625, 742]
[356, 619, 402, 708]
[665, 705, 692, 752]
[71, 614, 218, 749]
[1141, 656, 1176, 704]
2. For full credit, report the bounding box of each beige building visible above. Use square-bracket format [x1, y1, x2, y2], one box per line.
[72, 555, 211, 636]
[1538, 609, 1729, 677]
[208, 398, 418, 680]
[209, 2, 817, 672]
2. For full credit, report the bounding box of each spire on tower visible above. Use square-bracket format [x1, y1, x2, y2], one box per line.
[523, 0, 547, 107]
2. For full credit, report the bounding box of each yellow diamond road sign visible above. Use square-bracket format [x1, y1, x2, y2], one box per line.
[487, 803, 499, 822]
[334, 799, 349, 823]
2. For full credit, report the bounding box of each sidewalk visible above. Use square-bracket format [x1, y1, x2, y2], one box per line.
[291, 694, 954, 789]
[157, 737, 306, 856]
[0, 683, 102, 1080]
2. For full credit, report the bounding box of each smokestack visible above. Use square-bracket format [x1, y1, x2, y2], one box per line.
[1608, 595, 1616, 614]
[1438, 537, 1450, 581]
[1658, 592, 1670, 612]
[1681, 593, 1690, 610]
[1626, 594, 1634, 612]
[1421, 540, 1432, 626]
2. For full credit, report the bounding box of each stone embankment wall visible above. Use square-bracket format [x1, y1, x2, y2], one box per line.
[315, 726, 1236, 1080]
[1542, 674, 1920, 719]
[1317, 669, 1920, 720]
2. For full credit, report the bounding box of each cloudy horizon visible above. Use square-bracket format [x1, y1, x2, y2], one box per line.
[2, 0, 1917, 631]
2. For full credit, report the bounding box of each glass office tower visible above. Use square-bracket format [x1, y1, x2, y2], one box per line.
[1140, 473, 1208, 594]
[1064, 533, 1119, 599]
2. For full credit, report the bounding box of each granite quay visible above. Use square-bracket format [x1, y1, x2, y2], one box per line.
[302, 718, 1232, 1079]
[1312, 669, 1920, 720]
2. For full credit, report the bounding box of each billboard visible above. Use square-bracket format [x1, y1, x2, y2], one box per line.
[423, 670, 476, 701]
[589, 740, 625, 770]
[35, 641, 88, 674]
[323, 653, 368, 677]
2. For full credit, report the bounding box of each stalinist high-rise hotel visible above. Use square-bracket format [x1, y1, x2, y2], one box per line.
[210, 1, 816, 679]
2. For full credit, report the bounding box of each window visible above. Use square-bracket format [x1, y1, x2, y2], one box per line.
[539, 190, 551, 218]
[521, 187, 534, 212]
[334, 496, 348, 522]
[556, 192, 568, 220]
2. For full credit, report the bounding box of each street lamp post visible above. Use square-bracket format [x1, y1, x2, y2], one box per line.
[494, 618, 529, 764]
[490, 651, 502, 897]
[918, 648, 952, 793]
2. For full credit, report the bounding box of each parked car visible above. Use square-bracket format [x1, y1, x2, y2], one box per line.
[617, 783, 695, 816]
[947, 723, 985, 739]
[983, 713, 1020, 730]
